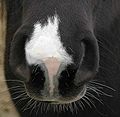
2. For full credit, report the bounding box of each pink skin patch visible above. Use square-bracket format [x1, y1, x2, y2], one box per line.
[44, 57, 61, 79]
[44, 57, 61, 95]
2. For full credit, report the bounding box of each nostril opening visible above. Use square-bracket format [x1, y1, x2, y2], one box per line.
[44, 101, 52, 104]
[59, 65, 78, 83]
[59, 65, 79, 96]
[28, 65, 45, 90]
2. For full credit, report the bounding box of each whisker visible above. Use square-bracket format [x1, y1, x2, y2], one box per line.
[68, 47, 75, 54]
[1, 80, 24, 84]
[90, 86, 113, 97]
[32, 64, 39, 73]
[83, 95, 96, 108]
[15, 95, 29, 106]
[87, 86, 101, 97]
[62, 104, 66, 112]
[13, 92, 27, 100]
[45, 103, 50, 113]
[98, 40, 115, 56]
[36, 102, 41, 115]
[86, 92, 103, 105]
[30, 100, 37, 115]
[73, 102, 78, 114]
[0, 86, 25, 93]
[69, 103, 74, 114]
[77, 100, 84, 110]
[89, 81, 116, 91]
[11, 90, 26, 96]
[22, 99, 34, 111]
[63, 104, 67, 112]
[30, 100, 36, 115]
[81, 97, 92, 108]
[59, 104, 63, 112]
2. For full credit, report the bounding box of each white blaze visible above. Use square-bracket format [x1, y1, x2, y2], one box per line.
[25, 15, 72, 65]
[25, 15, 72, 95]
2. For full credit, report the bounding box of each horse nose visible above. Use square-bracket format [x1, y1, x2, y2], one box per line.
[44, 57, 61, 79]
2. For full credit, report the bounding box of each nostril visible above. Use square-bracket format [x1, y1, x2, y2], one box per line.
[81, 37, 99, 71]
[74, 35, 99, 84]
[58, 64, 79, 96]
[28, 65, 45, 90]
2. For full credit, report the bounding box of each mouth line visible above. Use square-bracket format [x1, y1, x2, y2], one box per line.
[56, 85, 87, 104]
[24, 84, 87, 105]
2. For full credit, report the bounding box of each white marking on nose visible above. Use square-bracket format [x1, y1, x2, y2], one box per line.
[25, 14, 73, 95]
[44, 57, 60, 95]
[25, 14, 73, 65]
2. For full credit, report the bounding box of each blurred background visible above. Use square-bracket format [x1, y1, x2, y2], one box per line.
[0, 0, 19, 117]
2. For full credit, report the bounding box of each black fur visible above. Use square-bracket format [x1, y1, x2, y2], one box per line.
[5, 0, 120, 117]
